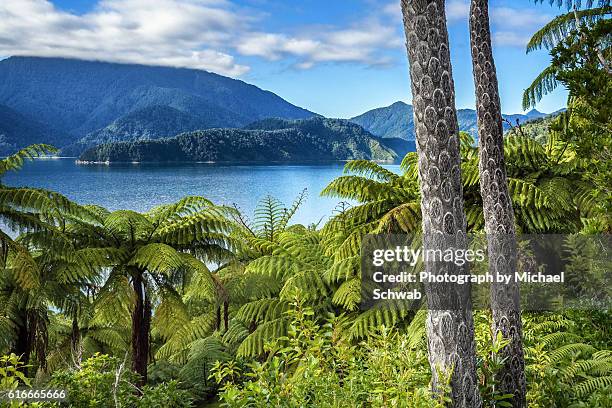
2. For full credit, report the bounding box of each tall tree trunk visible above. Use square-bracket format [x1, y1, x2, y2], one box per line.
[469, 1, 526, 405]
[14, 318, 33, 367]
[401, 1, 482, 406]
[70, 311, 80, 354]
[223, 300, 229, 333]
[131, 272, 151, 387]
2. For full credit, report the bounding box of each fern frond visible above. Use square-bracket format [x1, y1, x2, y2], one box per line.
[237, 317, 288, 358]
[322, 176, 409, 202]
[152, 286, 190, 340]
[348, 301, 411, 340]
[235, 299, 289, 325]
[548, 343, 596, 364]
[332, 278, 361, 311]
[527, 6, 611, 52]
[280, 269, 328, 301]
[0, 144, 58, 176]
[129, 243, 183, 275]
[245, 255, 297, 280]
[156, 312, 217, 361]
[325, 256, 359, 283]
[343, 160, 398, 181]
[278, 189, 307, 231]
[574, 376, 612, 397]
[522, 65, 559, 110]
[375, 202, 421, 233]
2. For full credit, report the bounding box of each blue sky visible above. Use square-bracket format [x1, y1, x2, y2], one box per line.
[1, 0, 568, 117]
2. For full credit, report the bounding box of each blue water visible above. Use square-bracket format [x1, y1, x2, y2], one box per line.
[4, 159, 400, 225]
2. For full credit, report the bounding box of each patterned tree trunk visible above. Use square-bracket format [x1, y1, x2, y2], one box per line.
[469, 1, 526, 406]
[401, 1, 482, 406]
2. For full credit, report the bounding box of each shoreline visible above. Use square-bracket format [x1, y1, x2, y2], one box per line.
[74, 158, 400, 165]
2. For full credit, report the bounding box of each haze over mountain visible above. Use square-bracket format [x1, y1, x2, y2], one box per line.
[79, 117, 412, 163]
[0, 56, 316, 153]
[349, 101, 551, 140]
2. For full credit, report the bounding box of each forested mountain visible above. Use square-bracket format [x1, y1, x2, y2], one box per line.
[79, 117, 410, 163]
[0, 104, 62, 155]
[0, 56, 316, 152]
[349, 101, 415, 140]
[350, 101, 550, 140]
[62, 105, 221, 155]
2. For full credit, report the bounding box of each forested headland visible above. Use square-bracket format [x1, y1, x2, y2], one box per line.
[78, 117, 411, 163]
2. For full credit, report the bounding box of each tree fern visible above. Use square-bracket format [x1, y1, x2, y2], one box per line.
[527, 6, 611, 52]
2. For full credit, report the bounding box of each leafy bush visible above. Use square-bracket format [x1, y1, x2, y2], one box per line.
[0, 354, 30, 390]
[212, 299, 449, 408]
[48, 354, 192, 408]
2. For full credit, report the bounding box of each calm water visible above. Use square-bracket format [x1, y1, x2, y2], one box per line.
[4, 159, 400, 225]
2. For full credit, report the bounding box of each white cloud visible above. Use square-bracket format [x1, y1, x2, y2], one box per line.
[493, 31, 532, 47]
[446, 0, 470, 22]
[0, 0, 250, 76]
[236, 22, 400, 68]
[0, 0, 404, 76]
[490, 7, 551, 29]
[444, 0, 552, 48]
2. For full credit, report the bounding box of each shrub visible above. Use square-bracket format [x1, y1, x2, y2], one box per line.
[49, 353, 192, 408]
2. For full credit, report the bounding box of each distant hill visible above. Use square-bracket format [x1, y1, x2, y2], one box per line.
[506, 113, 558, 144]
[0, 56, 316, 153]
[0, 104, 62, 155]
[79, 117, 412, 163]
[348, 101, 414, 140]
[63, 105, 221, 155]
[350, 101, 550, 140]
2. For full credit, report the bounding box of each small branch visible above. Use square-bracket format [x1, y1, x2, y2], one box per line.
[502, 118, 526, 138]
[114, 350, 130, 408]
[231, 203, 256, 237]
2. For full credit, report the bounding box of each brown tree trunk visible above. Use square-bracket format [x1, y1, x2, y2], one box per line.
[469, 1, 526, 405]
[14, 319, 33, 367]
[223, 300, 229, 333]
[401, 1, 482, 406]
[131, 272, 150, 387]
[71, 312, 80, 354]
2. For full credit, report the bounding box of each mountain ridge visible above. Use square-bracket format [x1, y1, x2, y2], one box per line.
[0, 56, 316, 152]
[349, 101, 553, 140]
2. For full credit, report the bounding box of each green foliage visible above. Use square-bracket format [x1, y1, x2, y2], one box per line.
[0, 354, 30, 390]
[525, 1, 611, 231]
[48, 353, 192, 408]
[213, 300, 448, 408]
[473, 313, 515, 408]
[523, 313, 612, 407]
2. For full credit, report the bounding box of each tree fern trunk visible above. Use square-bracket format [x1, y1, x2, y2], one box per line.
[131, 272, 150, 387]
[223, 300, 229, 333]
[70, 311, 80, 355]
[469, 1, 526, 405]
[401, 1, 482, 406]
[14, 318, 33, 367]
